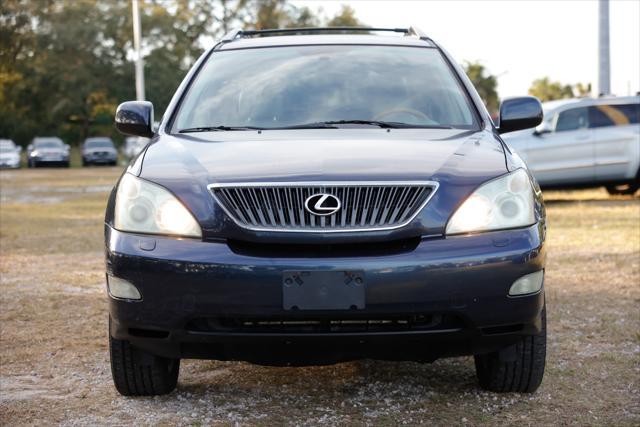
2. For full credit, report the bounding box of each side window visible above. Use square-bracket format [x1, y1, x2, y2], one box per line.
[614, 103, 640, 125]
[555, 107, 588, 132]
[589, 103, 639, 127]
[589, 106, 614, 128]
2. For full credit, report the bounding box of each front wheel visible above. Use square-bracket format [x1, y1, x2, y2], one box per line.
[605, 183, 639, 196]
[109, 334, 180, 396]
[474, 306, 546, 393]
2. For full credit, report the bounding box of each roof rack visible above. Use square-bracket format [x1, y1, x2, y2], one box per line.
[220, 26, 430, 43]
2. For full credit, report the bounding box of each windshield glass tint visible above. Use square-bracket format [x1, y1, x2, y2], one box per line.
[173, 45, 477, 130]
[86, 140, 113, 148]
[35, 140, 62, 148]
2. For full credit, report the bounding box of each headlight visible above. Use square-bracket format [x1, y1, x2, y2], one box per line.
[114, 173, 202, 238]
[30, 150, 39, 157]
[446, 169, 535, 235]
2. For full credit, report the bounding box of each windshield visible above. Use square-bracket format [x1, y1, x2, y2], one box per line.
[172, 45, 477, 131]
[85, 139, 113, 148]
[0, 141, 15, 150]
[34, 140, 63, 148]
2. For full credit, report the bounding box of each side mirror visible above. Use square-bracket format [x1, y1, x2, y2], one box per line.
[64, 144, 70, 152]
[115, 101, 154, 138]
[27, 144, 33, 152]
[498, 96, 543, 134]
[16, 146, 22, 154]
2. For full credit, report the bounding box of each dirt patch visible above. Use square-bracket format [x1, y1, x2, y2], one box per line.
[1, 169, 639, 425]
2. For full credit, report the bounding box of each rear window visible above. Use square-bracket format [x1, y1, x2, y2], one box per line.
[172, 45, 478, 131]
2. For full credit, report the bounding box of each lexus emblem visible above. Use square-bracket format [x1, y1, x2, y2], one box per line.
[304, 193, 341, 216]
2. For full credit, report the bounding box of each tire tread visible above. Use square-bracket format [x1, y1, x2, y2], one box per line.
[109, 334, 179, 396]
[475, 307, 546, 393]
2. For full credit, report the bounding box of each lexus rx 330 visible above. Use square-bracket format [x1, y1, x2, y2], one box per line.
[106, 27, 547, 396]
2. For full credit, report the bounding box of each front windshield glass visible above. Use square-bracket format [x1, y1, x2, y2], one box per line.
[86, 139, 113, 148]
[35, 140, 63, 148]
[173, 45, 477, 131]
[0, 141, 15, 150]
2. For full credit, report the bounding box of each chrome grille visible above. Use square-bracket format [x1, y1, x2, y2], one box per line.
[208, 182, 438, 232]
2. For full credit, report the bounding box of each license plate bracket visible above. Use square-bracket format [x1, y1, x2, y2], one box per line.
[283, 270, 365, 310]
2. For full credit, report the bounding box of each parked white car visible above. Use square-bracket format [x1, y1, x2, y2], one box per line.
[122, 136, 149, 159]
[503, 96, 640, 195]
[0, 139, 22, 169]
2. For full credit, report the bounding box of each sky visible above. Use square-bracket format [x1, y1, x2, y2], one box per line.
[290, 0, 640, 98]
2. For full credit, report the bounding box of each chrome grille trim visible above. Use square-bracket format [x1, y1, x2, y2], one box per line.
[208, 181, 439, 233]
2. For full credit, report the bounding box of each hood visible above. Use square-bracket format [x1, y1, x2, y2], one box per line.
[141, 129, 505, 182]
[137, 128, 508, 241]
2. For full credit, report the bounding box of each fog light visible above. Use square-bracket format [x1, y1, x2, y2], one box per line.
[107, 275, 141, 300]
[509, 270, 544, 296]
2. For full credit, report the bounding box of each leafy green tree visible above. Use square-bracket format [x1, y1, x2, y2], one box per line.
[0, 0, 361, 146]
[574, 82, 592, 98]
[326, 5, 362, 27]
[528, 77, 575, 102]
[463, 61, 499, 114]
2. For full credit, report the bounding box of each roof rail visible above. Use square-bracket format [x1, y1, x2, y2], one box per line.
[218, 26, 433, 45]
[240, 27, 412, 37]
[220, 28, 243, 42]
[407, 26, 428, 39]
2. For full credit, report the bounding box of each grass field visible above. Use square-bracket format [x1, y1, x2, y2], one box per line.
[1, 167, 638, 426]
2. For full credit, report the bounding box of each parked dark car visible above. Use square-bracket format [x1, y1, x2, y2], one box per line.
[27, 137, 70, 167]
[106, 27, 547, 396]
[82, 137, 118, 166]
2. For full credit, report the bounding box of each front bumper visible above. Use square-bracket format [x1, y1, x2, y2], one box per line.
[106, 224, 546, 364]
[0, 159, 20, 168]
[84, 153, 117, 163]
[31, 156, 68, 165]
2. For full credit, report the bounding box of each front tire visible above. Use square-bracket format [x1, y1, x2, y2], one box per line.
[474, 306, 546, 393]
[109, 334, 179, 396]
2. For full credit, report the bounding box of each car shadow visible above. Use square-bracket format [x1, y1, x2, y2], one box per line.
[174, 357, 479, 397]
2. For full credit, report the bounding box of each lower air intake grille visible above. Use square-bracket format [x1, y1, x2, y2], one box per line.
[208, 181, 437, 232]
[186, 314, 463, 334]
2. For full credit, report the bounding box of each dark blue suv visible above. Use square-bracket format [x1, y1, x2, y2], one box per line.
[106, 27, 546, 396]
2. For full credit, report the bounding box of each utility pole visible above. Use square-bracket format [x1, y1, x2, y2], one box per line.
[597, 0, 611, 97]
[132, 0, 145, 101]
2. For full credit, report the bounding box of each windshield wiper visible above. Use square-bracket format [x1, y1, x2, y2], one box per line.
[278, 120, 453, 129]
[179, 126, 264, 133]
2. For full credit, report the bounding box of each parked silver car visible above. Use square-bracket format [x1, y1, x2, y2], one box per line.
[82, 136, 118, 166]
[503, 96, 640, 195]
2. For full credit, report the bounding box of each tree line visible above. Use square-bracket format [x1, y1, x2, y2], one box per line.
[0, 0, 361, 146]
[1, 0, 589, 147]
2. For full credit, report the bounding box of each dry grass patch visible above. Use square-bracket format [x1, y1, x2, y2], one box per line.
[1, 171, 639, 426]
